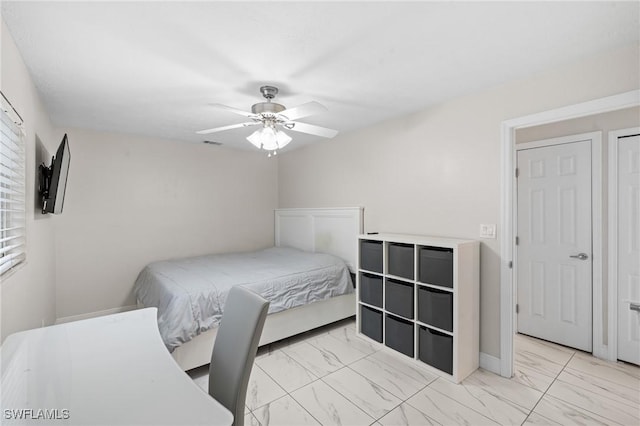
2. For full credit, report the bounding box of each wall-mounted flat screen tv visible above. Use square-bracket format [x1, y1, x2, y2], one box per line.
[39, 134, 70, 214]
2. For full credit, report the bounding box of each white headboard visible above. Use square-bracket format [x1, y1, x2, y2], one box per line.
[275, 207, 363, 272]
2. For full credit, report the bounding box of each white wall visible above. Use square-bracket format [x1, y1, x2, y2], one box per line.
[278, 43, 640, 358]
[1, 19, 60, 340]
[53, 129, 278, 319]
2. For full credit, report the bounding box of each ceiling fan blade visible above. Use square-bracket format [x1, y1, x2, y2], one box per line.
[210, 103, 256, 118]
[278, 101, 327, 121]
[283, 121, 338, 138]
[196, 122, 258, 135]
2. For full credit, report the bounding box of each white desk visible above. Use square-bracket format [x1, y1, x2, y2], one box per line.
[0, 308, 233, 425]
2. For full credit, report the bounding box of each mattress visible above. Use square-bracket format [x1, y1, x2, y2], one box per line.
[133, 246, 353, 351]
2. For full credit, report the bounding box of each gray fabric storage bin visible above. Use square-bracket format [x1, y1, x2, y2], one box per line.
[417, 286, 453, 332]
[385, 278, 414, 319]
[419, 247, 453, 288]
[360, 305, 383, 342]
[360, 273, 383, 308]
[360, 240, 383, 273]
[385, 314, 414, 357]
[419, 326, 453, 374]
[388, 243, 414, 279]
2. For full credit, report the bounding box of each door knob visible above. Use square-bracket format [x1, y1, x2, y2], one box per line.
[569, 253, 589, 260]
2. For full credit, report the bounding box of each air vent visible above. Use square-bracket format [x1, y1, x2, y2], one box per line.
[203, 140, 222, 146]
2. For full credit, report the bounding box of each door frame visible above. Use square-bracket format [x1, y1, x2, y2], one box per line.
[607, 126, 640, 363]
[514, 132, 602, 353]
[499, 89, 640, 378]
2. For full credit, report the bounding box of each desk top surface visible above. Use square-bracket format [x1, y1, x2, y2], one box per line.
[1, 308, 233, 425]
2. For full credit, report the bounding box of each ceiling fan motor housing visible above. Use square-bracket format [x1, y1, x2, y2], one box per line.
[251, 102, 286, 115]
[252, 86, 286, 115]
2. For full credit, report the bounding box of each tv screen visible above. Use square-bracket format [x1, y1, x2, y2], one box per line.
[42, 134, 70, 214]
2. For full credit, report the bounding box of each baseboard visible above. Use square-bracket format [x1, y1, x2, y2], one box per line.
[479, 352, 501, 374]
[55, 305, 138, 325]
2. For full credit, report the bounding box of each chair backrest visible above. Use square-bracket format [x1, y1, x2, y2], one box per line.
[209, 286, 269, 426]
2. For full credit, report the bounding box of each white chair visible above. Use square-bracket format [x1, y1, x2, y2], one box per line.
[208, 286, 269, 426]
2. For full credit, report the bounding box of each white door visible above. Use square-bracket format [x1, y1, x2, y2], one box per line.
[517, 139, 593, 352]
[617, 134, 640, 365]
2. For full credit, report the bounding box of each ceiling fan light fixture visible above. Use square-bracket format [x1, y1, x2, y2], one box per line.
[246, 126, 292, 151]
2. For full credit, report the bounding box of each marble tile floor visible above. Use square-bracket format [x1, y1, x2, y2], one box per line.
[188, 319, 640, 425]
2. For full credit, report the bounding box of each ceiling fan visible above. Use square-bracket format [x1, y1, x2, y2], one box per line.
[197, 86, 338, 155]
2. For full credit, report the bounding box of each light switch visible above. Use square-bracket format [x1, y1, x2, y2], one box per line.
[480, 224, 496, 239]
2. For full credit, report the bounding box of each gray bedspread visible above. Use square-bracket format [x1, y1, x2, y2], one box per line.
[133, 247, 353, 351]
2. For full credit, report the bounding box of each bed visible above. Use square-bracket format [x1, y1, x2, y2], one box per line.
[134, 207, 363, 371]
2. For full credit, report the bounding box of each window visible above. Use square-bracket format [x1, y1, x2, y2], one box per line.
[1, 95, 26, 277]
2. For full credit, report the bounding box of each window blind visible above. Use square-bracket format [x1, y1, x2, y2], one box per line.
[0, 105, 26, 277]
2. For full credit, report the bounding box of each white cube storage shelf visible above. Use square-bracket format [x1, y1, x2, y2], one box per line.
[356, 233, 480, 383]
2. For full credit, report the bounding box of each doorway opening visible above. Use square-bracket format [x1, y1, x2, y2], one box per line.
[499, 90, 640, 378]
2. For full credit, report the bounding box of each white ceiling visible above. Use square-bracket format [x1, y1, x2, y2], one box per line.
[2, 1, 638, 151]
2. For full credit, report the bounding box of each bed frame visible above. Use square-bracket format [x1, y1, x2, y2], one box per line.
[171, 207, 363, 371]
